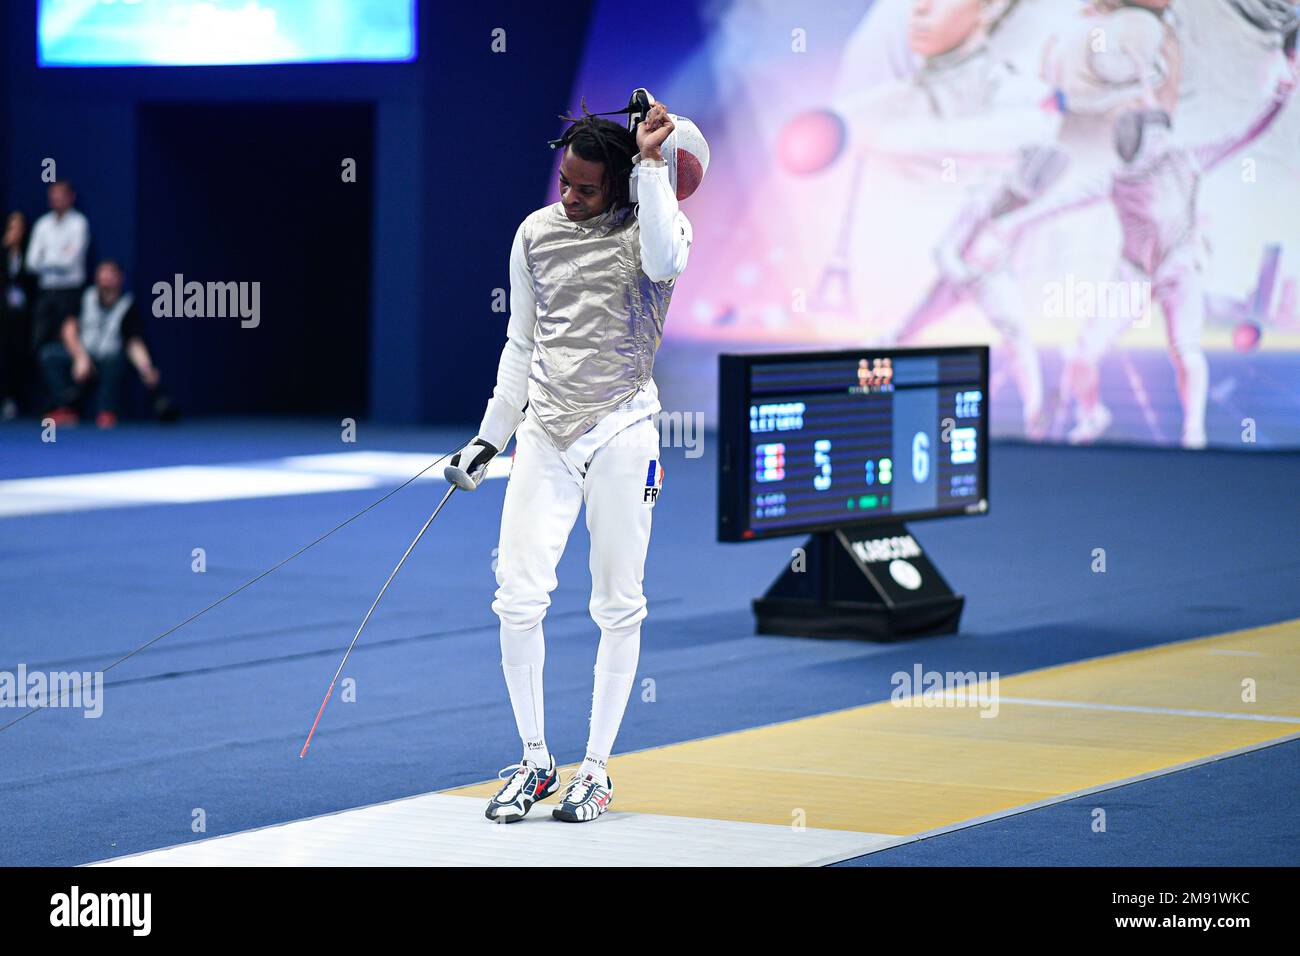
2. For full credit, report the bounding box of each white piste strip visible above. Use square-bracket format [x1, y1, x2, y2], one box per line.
[89, 793, 896, 868]
[278, 451, 512, 482]
[0, 466, 381, 517]
[0, 452, 512, 518]
[992, 696, 1300, 724]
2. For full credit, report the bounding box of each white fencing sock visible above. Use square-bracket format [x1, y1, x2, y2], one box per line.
[581, 624, 640, 785]
[500, 622, 550, 768]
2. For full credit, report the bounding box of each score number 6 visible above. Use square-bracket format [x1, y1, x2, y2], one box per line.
[912, 431, 930, 483]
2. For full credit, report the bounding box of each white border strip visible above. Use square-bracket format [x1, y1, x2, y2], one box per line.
[993, 696, 1300, 723]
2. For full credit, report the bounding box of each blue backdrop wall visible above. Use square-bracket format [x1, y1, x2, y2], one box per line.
[2, 0, 595, 424]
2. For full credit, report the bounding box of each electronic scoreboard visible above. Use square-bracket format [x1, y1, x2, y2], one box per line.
[718, 346, 989, 540]
[717, 346, 989, 640]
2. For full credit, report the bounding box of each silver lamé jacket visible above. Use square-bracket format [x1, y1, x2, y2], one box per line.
[476, 159, 693, 453]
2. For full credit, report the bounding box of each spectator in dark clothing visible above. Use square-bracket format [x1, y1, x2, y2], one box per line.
[40, 260, 164, 429]
[1, 211, 36, 419]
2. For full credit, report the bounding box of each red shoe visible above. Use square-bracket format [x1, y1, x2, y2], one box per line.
[96, 411, 118, 430]
[48, 407, 79, 427]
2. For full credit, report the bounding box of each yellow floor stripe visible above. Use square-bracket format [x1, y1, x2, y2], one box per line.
[446, 619, 1300, 836]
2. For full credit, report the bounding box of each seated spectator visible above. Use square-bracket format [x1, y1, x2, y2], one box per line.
[26, 181, 89, 362]
[2, 211, 35, 420]
[40, 260, 169, 429]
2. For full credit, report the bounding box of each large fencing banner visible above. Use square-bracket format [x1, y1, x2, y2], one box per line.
[563, 0, 1300, 448]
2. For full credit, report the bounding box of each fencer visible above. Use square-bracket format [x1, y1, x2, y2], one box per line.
[990, 76, 1294, 446]
[445, 93, 701, 823]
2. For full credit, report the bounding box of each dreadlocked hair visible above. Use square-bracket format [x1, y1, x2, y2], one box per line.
[556, 99, 639, 212]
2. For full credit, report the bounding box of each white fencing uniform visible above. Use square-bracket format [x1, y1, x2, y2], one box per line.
[493, 389, 663, 637]
[477, 159, 690, 778]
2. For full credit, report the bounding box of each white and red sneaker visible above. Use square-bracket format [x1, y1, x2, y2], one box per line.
[484, 756, 558, 823]
[552, 771, 614, 823]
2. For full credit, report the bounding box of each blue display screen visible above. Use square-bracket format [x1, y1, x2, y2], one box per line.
[39, 0, 416, 67]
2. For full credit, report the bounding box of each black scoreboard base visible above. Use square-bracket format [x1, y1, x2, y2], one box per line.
[752, 523, 963, 642]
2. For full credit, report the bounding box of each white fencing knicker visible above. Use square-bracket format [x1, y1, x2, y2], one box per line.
[494, 413, 661, 633]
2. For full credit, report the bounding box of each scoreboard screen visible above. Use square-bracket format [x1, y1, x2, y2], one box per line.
[718, 346, 990, 541]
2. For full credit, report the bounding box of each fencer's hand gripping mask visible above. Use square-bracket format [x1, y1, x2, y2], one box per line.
[627, 88, 710, 202]
[549, 88, 710, 202]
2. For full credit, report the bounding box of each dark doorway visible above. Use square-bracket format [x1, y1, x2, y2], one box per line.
[135, 102, 373, 417]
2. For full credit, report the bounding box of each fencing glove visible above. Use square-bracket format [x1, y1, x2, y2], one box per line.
[445, 437, 499, 491]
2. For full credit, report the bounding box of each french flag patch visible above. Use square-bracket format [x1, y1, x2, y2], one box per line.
[643, 459, 664, 503]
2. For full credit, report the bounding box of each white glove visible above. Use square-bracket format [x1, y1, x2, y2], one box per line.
[444, 437, 499, 491]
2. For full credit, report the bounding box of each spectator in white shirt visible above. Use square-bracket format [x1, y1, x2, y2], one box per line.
[25, 181, 90, 354]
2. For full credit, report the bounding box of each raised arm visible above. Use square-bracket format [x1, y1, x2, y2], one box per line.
[633, 159, 692, 281]
[634, 103, 693, 282]
[1195, 76, 1294, 172]
[998, 167, 1110, 238]
[868, 101, 1060, 163]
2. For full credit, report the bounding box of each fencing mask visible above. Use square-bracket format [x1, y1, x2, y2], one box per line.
[626, 89, 710, 202]
[551, 88, 710, 202]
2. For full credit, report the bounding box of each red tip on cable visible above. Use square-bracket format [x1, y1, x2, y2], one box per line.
[299, 681, 337, 758]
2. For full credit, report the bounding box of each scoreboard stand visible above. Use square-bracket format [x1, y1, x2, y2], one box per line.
[752, 523, 964, 641]
[720, 346, 987, 642]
